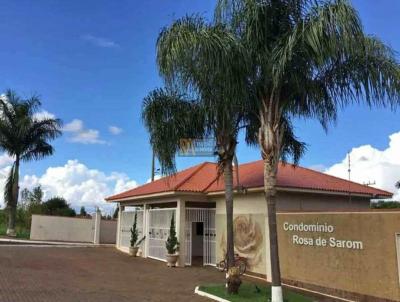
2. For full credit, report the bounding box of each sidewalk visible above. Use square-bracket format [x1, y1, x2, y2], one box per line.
[0, 237, 114, 247]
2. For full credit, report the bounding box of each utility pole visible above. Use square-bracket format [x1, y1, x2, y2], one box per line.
[348, 152, 352, 204]
[151, 150, 155, 182]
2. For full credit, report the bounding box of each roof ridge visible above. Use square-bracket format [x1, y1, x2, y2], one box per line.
[298, 164, 393, 195]
[174, 162, 209, 191]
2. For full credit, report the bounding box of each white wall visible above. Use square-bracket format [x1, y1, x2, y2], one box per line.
[30, 214, 117, 243]
[30, 215, 94, 242]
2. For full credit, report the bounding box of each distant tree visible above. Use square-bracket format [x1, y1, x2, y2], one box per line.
[42, 197, 76, 217]
[371, 201, 400, 209]
[396, 181, 400, 189]
[79, 206, 87, 217]
[0, 90, 61, 236]
[21, 186, 43, 207]
[113, 207, 119, 219]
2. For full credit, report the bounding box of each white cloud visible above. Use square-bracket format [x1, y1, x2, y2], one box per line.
[108, 126, 123, 135]
[33, 110, 56, 121]
[17, 159, 138, 213]
[64, 119, 105, 144]
[146, 174, 162, 183]
[325, 131, 400, 200]
[0, 153, 13, 167]
[81, 34, 120, 48]
[64, 119, 83, 132]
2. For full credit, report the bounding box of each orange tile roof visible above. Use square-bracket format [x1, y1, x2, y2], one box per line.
[105, 160, 392, 202]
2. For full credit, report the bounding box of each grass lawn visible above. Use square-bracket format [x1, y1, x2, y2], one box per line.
[199, 282, 312, 302]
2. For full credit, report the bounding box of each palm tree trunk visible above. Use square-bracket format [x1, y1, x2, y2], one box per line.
[7, 157, 20, 237]
[264, 155, 283, 302]
[224, 157, 236, 293]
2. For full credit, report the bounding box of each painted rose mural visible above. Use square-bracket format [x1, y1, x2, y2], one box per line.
[219, 214, 264, 270]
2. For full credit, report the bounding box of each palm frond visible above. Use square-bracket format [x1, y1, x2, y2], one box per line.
[142, 88, 206, 175]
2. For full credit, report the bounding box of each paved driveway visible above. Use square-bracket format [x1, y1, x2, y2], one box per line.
[0, 246, 222, 302]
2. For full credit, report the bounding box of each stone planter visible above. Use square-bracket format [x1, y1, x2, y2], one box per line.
[129, 246, 139, 257]
[166, 254, 179, 267]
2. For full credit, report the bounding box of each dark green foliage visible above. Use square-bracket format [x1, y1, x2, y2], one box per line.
[42, 197, 76, 217]
[371, 201, 400, 209]
[130, 212, 145, 247]
[79, 206, 87, 217]
[113, 207, 119, 219]
[199, 282, 312, 302]
[0, 209, 30, 239]
[165, 215, 179, 254]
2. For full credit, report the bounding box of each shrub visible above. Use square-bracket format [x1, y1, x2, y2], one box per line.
[130, 212, 145, 247]
[165, 215, 179, 254]
[371, 200, 400, 209]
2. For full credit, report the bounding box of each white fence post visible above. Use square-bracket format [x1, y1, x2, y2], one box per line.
[93, 208, 101, 244]
[116, 204, 124, 248]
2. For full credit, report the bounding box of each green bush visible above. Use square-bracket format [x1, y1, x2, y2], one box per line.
[371, 201, 400, 209]
[165, 215, 179, 254]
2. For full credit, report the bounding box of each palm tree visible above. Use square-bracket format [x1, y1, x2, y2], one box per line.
[214, 1, 400, 301]
[151, 14, 305, 294]
[143, 16, 256, 293]
[0, 90, 62, 236]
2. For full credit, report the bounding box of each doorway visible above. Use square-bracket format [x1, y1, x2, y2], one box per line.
[191, 222, 204, 266]
[184, 208, 216, 266]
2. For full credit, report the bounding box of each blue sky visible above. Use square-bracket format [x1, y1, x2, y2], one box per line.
[0, 0, 399, 210]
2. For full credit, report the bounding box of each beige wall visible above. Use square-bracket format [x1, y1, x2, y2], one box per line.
[30, 215, 94, 242]
[214, 191, 370, 214]
[213, 192, 400, 301]
[277, 212, 400, 301]
[30, 214, 117, 244]
[214, 191, 370, 275]
[215, 193, 269, 275]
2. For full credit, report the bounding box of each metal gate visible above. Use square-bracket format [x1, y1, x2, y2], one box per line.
[119, 210, 144, 250]
[185, 208, 216, 266]
[147, 208, 176, 261]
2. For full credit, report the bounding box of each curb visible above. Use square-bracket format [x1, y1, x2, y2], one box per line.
[194, 286, 231, 302]
[0, 238, 114, 247]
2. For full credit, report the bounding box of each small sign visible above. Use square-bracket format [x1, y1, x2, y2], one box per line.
[178, 138, 215, 157]
[283, 222, 364, 250]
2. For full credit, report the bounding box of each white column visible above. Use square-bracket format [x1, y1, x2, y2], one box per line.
[142, 204, 148, 258]
[176, 199, 186, 267]
[93, 208, 101, 244]
[116, 204, 124, 248]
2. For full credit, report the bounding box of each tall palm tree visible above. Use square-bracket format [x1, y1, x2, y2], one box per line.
[145, 15, 306, 294]
[214, 0, 400, 301]
[156, 18, 249, 288]
[0, 90, 62, 236]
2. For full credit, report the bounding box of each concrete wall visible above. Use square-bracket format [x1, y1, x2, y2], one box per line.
[277, 211, 400, 301]
[100, 219, 117, 244]
[30, 214, 117, 244]
[30, 215, 94, 242]
[214, 191, 371, 275]
[213, 192, 400, 301]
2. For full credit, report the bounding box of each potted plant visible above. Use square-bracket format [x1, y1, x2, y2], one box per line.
[129, 212, 146, 256]
[165, 215, 179, 267]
